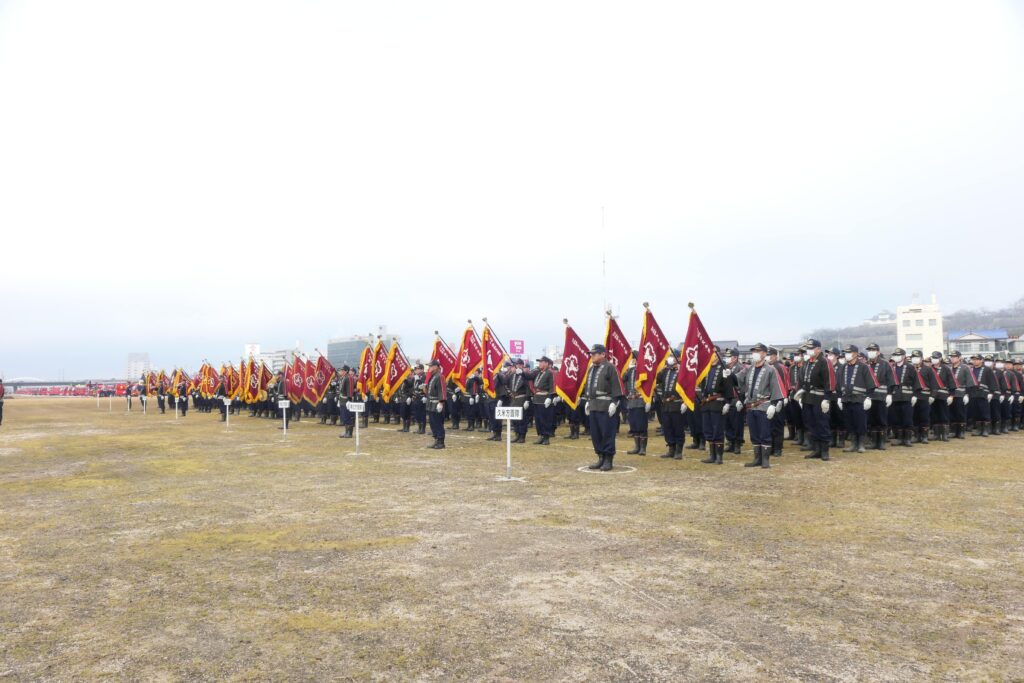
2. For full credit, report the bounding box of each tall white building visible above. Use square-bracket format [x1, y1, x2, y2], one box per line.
[125, 352, 151, 381]
[896, 295, 944, 355]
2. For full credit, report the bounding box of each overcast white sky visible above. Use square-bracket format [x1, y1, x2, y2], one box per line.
[1, 1, 1022, 379]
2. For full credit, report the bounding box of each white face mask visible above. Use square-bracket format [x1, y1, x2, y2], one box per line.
[666, 356, 676, 366]
[750, 352, 763, 363]
[931, 358, 941, 366]
[892, 355, 904, 363]
[844, 353, 853, 362]
[984, 361, 993, 368]
[996, 362, 1005, 370]
[515, 368, 522, 375]
[827, 354, 837, 364]
[911, 356, 922, 366]
[867, 350, 878, 360]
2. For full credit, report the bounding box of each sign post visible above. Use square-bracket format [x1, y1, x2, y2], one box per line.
[278, 399, 290, 436]
[223, 396, 232, 430]
[347, 401, 366, 454]
[142, 395, 147, 415]
[494, 406, 524, 481]
[108, 393, 112, 413]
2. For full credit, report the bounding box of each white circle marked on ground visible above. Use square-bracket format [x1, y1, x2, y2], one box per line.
[576, 464, 637, 475]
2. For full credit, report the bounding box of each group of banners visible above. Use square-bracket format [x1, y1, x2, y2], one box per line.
[138, 305, 719, 411]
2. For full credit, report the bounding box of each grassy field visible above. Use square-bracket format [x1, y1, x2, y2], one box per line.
[1, 398, 1022, 681]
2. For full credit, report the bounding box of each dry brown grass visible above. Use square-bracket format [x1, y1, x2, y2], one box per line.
[1, 398, 1023, 681]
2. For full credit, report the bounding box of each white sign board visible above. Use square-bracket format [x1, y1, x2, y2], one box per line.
[495, 406, 523, 421]
[278, 400, 290, 409]
[346, 401, 366, 413]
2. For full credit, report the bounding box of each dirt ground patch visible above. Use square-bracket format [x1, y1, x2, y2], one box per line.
[1, 398, 1023, 681]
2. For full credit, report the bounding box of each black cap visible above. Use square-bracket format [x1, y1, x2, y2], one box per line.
[829, 347, 841, 356]
[590, 344, 607, 354]
[340, 364, 351, 372]
[802, 338, 822, 349]
[984, 355, 994, 361]
[866, 343, 880, 351]
[970, 353, 983, 360]
[538, 355, 553, 364]
[723, 348, 737, 358]
[910, 350, 923, 358]
[749, 342, 768, 353]
[428, 359, 441, 367]
[949, 350, 962, 357]
[767, 346, 778, 356]
[930, 351, 943, 360]
[843, 344, 859, 353]
[513, 358, 525, 366]
[892, 347, 906, 356]
[671, 348, 681, 359]
[414, 363, 424, 370]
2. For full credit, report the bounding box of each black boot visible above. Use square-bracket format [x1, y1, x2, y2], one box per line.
[761, 444, 771, 468]
[433, 438, 446, 450]
[773, 434, 783, 457]
[786, 425, 796, 441]
[714, 442, 724, 464]
[451, 420, 460, 431]
[700, 443, 715, 464]
[417, 423, 426, 435]
[744, 445, 762, 467]
[658, 442, 675, 458]
[856, 434, 866, 453]
[465, 420, 475, 433]
[569, 425, 579, 440]
[843, 435, 857, 453]
[599, 454, 614, 471]
[919, 427, 929, 444]
[672, 443, 682, 460]
[804, 442, 822, 459]
[638, 438, 647, 455]
[820, 441, 830, 461]
[588, 454, 605, 470]
[687, 435, 702, 450]
[627, 437, 641, 454]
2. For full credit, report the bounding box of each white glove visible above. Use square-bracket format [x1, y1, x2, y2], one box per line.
[544, 398, 552, 408]
[584, 402, 591, 416]
[467, 397, 474, 405]
[405, 397, 412, 405]
[496, 400, 503, 408]
[947, 396, 954, 406]
[435, 402, 444, 413]
[928, 397, 934, 405]
[766, 404, 776, 420]
[421, 396, 428, 404]
[964, 395, 970, 405]
[722, 369, 732, 378]
[722, 403, 730, 415]
[680, 403, 688, 414]
[863, 397, 872, 411]
[987, 394, 993, 402]
[837, 398, 843, 410]
[553, 396, 561, 404]
[821, 400, 830, 414]
[783, 397, 789, 407]
[608, 403, 617, 417]
[735, 400, 743, 412]
[885, 394, 893, 408]
[999, 394, 1005, 403]
[644, 402, 651, 413]
[911, 396, 917, 407]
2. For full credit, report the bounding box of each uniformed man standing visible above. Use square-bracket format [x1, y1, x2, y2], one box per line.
[1010, 359, 1024, 431]
[796, 339, 834, 461]
[888, 348, 918, 447]
[910, 351, 936, 443]
[838, 345, 875, 453]
[700, 349, 737, 465]
[721, 349, 747, 455]
[657, 350, 686, 459]
[530, 356, 557, 445]
[967, 354, 993, 436]
[582, 344, 624, 471]
[994, 358, 1011, 434]
[787, 352, 807, 447]
[337, 365, 356, 438]
[742, 343, 785, 469]
[948, 351, 972, 438]
[426, 359, 447, 449]
[462, 369, 483, 432]
[0, 379, 5, 426]
[485, 363, 510, 442]
[623, 351, 650, 456]
[767, 347, 789, 457]
[507, 359, 531, 444]
[928, 352, 955, 442]
[864, 343, 894, 450]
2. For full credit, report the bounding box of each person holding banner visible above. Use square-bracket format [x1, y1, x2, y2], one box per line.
[426, 359, 447, 449]
[623, 351, 649, 456]
[583, 344, 624, 471]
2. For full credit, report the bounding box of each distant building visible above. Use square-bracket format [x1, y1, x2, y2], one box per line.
[124, 352, 151, 381]
[896, 296, 944, 355]
[946, 329, 1009, 357]
[258, 348, 303, 372]
[328, 333, 399, 369]
[862, 310, 897, 326]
